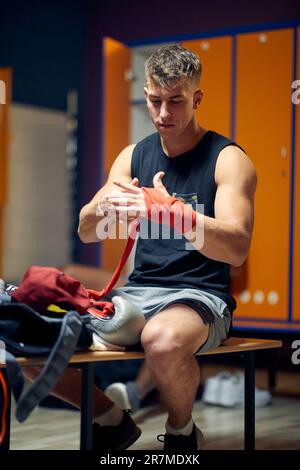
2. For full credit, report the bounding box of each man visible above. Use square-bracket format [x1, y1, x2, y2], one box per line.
[78, 44, 257, 451]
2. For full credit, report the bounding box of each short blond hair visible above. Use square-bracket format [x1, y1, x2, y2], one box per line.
[145, 44, 202, 87]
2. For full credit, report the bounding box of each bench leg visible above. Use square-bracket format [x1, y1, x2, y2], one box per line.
[244, 351, 255, 450]
[267, 349, 277, 391]
[80, 363, 95, 450]
[0, 370, 11, 451]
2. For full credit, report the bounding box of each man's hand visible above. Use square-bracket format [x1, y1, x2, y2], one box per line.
[97, 177, 140, 221]
[106, 171, 196, 236]
[106, 171, 170, 221]
[151, 171, 170, 198]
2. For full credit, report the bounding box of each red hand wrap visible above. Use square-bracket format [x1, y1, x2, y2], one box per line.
[141, 187, 197, 234]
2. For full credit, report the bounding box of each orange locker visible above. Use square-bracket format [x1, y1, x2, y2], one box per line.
[182, 37, 232, 137]
[292, 28, 300, 321]
[102, 38, 131, 271]
[0, 68, 12, 276]
[234, 29, 294, 320]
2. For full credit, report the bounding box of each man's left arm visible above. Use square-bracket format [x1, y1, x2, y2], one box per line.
[186, 145, 257, 266]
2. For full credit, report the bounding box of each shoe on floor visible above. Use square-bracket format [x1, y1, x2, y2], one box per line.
[202, 371, 232, 405]
[218, 372, 272, 408]
[105, 382, 141, 412]
[93, 410, 141, 451]
[202, 371, 272, 408]
[157, 424, 205, 451]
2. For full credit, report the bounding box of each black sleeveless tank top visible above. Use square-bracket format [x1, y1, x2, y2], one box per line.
[125, 130, 239, 312]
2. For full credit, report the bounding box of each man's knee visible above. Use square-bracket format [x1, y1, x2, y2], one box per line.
[141, 322, 198, 361]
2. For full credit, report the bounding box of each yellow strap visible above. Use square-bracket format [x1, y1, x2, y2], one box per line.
[46, 304, 68, 313]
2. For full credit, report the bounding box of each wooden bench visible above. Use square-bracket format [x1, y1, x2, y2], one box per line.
[0, 337, 282, 451]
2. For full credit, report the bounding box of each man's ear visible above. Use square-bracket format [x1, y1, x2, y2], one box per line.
[144, 87, 148, 99]
[193, 89, 203, 109]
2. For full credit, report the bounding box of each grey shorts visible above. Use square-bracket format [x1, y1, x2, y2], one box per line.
[99, 285, 232, 354]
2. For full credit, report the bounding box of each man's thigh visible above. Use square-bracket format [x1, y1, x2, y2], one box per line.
[141, 303, 210, 356]
[142, 301, 231, 355]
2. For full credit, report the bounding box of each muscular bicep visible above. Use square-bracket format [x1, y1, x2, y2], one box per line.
[214, 145, 257, 237]
[215, 181, 255, 236]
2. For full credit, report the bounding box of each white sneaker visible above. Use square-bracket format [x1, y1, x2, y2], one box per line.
[202, 371, 232, 405]
[105, 382, 133, 411]
[218, 372, 272, 408]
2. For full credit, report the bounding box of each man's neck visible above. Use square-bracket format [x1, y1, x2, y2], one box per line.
[160, 122, 207, 158]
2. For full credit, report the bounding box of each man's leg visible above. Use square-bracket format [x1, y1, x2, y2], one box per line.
[136, 361, 155, 398]
[141, 303, 209, 429]
[105, 361, 156, 411]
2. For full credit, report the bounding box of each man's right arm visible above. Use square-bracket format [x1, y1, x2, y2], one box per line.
[77, 144, 135, 243]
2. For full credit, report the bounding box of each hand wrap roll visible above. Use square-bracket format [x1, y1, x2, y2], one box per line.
[141, 187, 197, 234]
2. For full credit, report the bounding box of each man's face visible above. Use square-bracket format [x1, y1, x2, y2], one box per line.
[144, 78, 202, 138]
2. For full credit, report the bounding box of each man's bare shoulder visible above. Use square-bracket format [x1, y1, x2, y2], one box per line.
[115, 143, 136, 162]
[121, 143, 136, 155]
[215, 144, 257, 192]
[108, 143, 136, 181]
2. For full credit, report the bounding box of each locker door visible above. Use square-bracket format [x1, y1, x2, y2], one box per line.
[181, 37, 232, 137]
[0, 68, 12, 276]
[234, 29, 293, 320]
[292, 28, 300, 321]
[102, 38, 131, 271]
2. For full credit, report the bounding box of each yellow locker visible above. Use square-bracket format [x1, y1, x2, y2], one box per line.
[234, 29, 293, 320]
[182, 37, 232, 137]
[102, 38, 131, 271]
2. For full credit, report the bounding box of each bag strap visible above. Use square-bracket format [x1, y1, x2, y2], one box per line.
[5, 311, 83, 423]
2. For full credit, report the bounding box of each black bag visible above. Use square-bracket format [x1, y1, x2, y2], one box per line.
[0, 298, 93, 423]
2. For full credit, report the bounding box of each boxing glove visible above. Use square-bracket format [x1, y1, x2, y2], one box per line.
[89, 296, 146, 346]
